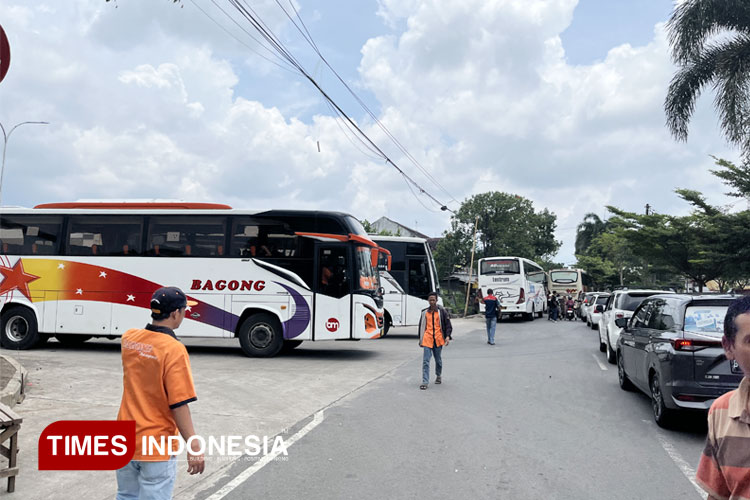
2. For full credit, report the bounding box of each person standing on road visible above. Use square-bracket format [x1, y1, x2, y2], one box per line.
[478, 288, 499, 345]
[696, 295, 750, 500]
[549, 292, 560, 322]
[418, 291, 453, 390]
[116, 286, 205, 500]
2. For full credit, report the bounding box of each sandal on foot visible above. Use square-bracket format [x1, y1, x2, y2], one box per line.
[435, 376, 442, 384]
[419, 384, 428, 390]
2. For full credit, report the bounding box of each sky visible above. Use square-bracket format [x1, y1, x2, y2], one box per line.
[0, 0, 740, 266]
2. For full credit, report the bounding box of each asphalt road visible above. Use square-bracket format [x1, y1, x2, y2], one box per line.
[1, 316, 710, 500]
[203, 316, 709, 500]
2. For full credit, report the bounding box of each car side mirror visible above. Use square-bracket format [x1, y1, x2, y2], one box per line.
[595, 305, 604, 313]
[614, 317, 628, 329]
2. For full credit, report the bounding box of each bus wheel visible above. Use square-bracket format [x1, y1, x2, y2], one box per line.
[238, 313, 283, 357]
[281, 339, 303, 352]
[1, 306, 42, 350]
[55, 334, 92, 346]
[526, 307, 535, 321]
[382, 312, 392, 337]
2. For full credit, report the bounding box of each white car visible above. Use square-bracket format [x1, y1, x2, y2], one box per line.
[598, 289, 675, 364]
[586, 293, 610, 329]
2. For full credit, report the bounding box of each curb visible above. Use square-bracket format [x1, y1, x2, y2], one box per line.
[0, 354, 27, 408]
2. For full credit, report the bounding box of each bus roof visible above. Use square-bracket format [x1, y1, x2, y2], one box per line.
[34, 201, 232, 210]
[370, 235, 427, 243]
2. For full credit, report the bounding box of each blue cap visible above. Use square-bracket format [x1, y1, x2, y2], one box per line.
[150, 286, 198, 316]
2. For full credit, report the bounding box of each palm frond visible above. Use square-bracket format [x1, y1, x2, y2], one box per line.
[664, 45, 721, 141]
[712, 35, 750, 148]
[667, 0, 750, 65]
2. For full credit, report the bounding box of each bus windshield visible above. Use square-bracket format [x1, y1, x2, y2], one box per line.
[480, 259, 520, 275]
[355, 246, 380, 291]
[550, 271, 578, 283]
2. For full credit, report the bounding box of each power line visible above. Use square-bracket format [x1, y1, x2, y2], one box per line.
[190, 0, 455, 213]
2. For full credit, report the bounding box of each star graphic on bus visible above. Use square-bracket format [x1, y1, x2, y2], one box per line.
[99, 271, 107, 278]
[0, 259, 41, 300]
[126, 294, 135, 302]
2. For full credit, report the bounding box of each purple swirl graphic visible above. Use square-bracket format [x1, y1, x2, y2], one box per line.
[275, 282, 311, 339]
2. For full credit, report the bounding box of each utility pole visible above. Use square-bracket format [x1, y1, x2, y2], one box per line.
[463, 216, 479, 317]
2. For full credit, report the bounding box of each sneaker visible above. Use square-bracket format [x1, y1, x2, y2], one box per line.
[435, 376, 441, 384]
[489, 342, 495, 345]
[420, 384, 428, 390]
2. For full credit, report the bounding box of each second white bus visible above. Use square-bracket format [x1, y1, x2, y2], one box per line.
[371, 236, 441, 334]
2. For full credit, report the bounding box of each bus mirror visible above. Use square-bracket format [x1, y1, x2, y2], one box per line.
[378, 287, 385, 296]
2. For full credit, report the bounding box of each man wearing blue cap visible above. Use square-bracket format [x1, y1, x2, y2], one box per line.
[116, 286, 205, 500]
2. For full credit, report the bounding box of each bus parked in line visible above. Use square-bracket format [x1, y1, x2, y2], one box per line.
[0, 202, 384, 357]
[477, 256, 547, 320]
[547, 268, 593, 298]
[371, 236, 440, 334]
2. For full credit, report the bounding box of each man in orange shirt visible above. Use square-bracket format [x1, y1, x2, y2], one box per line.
[116, 286, 205, 500]
[418, 291, 453, 390]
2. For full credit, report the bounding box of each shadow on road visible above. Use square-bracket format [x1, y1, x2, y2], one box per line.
[25, 338, 380, 361]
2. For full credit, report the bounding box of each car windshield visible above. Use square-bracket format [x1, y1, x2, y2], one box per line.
[550, 271, 578, 283]
[684, 305, 728, 338]
[480, 259, 520, 275]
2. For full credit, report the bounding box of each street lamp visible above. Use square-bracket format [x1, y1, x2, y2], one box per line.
[0, 120, 49, 206]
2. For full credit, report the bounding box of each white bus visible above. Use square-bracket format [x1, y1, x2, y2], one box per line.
[0, 202, 384, 357]
[547, 268, 593, 298]
[371, 236, 441, 334]
[477, 256, 547, 320]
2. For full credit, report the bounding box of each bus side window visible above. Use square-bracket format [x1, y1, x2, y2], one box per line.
[1, 216, 63, 255]
[148, 216, 226, 257]
[67, 216, 144, 256]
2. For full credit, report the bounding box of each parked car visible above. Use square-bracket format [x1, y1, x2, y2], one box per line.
[599, 289, 673, 364]
[578, 292, 596, 320]
[586, 293, 611, 329]
[615, 294, 741, 428]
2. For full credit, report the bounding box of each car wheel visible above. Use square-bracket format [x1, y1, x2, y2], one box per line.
[0, 306, 43, 350]
[238, 313, 283, 357]
[617, 351, 635, 391]
[650, 372, 675, 428]
[606, 338, 616, 364]
[55, 334, 93, 346]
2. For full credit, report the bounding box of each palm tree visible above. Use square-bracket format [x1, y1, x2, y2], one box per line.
[664, 0, 750, 150]
[574, 213, 607, 256]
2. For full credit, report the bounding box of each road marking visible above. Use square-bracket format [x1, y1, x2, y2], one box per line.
[592, 353, 608, 371]
[655, 434, 705, 498]
[205, 410, 325, 500]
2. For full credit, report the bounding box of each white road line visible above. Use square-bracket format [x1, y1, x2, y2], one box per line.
[656, 434, 705, 498]
[592, 353, 608, 371]
[205, 410, 325, 500]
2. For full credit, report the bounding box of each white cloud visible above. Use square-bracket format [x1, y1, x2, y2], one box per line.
[0, 0, 738, 266]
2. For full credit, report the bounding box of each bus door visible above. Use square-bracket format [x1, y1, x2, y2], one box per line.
[314, 244, 352, 340]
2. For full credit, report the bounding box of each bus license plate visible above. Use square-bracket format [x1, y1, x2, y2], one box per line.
[731, 360, 743, 374]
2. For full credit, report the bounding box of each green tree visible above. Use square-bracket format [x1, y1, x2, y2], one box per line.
[664, 0, 750, 151]
[574, 213, 607, 255]
[606, 206, 730, 292]
[434, 192, 560, 278]
[711, 156, 750, 199]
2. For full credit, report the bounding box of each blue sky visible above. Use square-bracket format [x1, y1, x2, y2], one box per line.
[0, 0, 738, 266]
